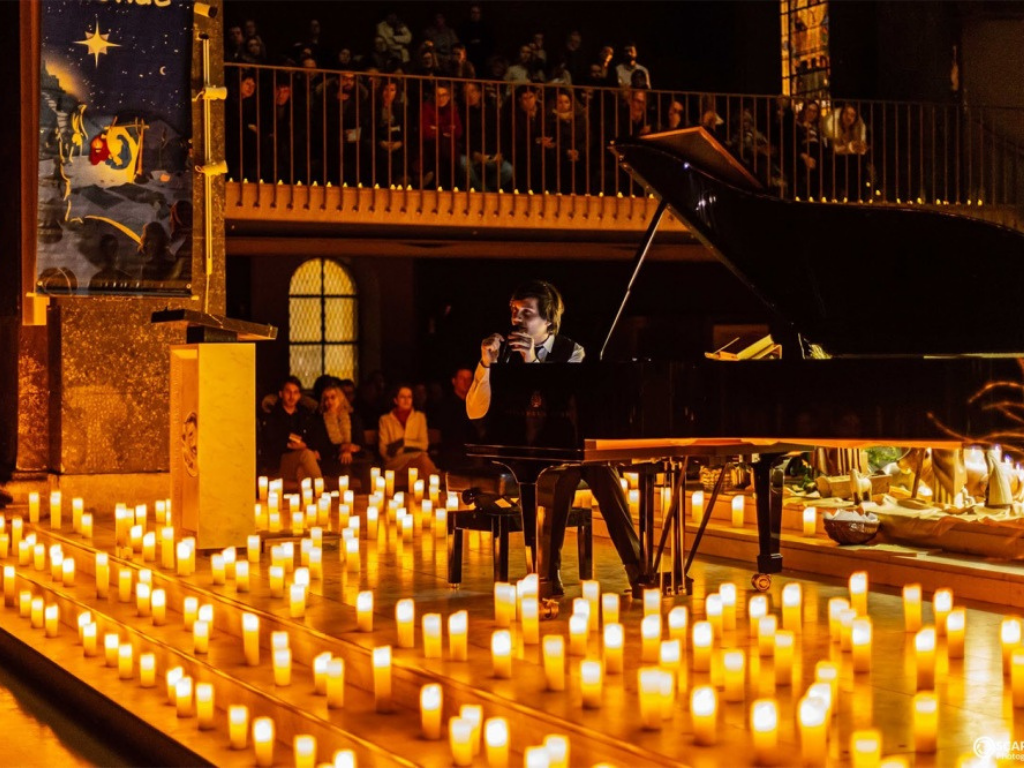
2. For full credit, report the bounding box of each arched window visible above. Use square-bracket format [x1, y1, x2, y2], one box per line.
[288, 259, 358, 387]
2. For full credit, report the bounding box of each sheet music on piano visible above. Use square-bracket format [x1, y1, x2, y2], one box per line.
[704, 334, 782, 361]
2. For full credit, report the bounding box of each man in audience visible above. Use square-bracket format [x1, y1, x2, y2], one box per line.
[424, 13, 460, 66]
[420, 82, 463, 190]
[562, 30, 587, 84]
[506, 44, 537, 85]
[459, 4, 493, 75]
[259, 376, 322, 484]
[433, 366, 478, 470]
[506, 85, 552, 193]
[459, 81, 512, 192]
[376, 12, 412, 66]
[615, 43, 651, 89]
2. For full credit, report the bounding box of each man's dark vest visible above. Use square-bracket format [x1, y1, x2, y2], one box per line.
[545, 334, 577, 363]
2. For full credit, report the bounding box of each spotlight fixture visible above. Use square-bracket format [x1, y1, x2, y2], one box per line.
[194, 2, 218, 19]
[192, 85, 228, 102]
[196, 160, 228, 177]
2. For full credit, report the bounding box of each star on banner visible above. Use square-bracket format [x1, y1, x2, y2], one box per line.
[76, 17, 121, 68]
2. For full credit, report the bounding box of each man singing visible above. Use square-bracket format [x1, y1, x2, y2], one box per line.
[467, 280, 643, 598]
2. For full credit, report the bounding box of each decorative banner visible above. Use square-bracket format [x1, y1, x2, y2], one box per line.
[37, 0, 194, 295]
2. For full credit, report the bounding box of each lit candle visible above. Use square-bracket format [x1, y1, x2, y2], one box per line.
[782, 583, 802, 632]
[493, 583, 515, 627]
[18, 590, 32, 619]
[289, 583, 307, 619]
[175, 676, 193, 718]
[139, 652, 156, 688]
[326, 658, 345, 708]
[176, 541, 190, 576]
[231, 560, 249, 593]
[915, 628, 936, 689]
[268, 565, 285, 598]
[849, 571, 868, 615]
[228, 706, 248, 750]
[758, 615, 778, 657]
[749, 595, 768, 638]
[638, 667, 666, 729]
[731, 495, 744, 527]
[61, 557, 75, 587]
[603, 623, 624, 675]
[44, 604, 59, 638]
[912, 691, 938, 752]
[104, 632, 119, 666]
[81, 513, 93, 540]
[484, 717, 510, 768]
[196, 683, 215, 730]
[815, 661, 839, 707]
[520, 597, 540, 645]
[570, 614, 589, 657]
[751, 699, 778, 765]
[722, 649, 746, 702]
[543, 634, 566, 691]
[420, 683, 442, 739]
[385, 470, 395, 497]
[544, 735, 569, 768]
[850, 730, 882, 768]
[706, 593, 723, 639]
[1003, 617, 1023, 675]
[273, 647, 291, 686]
[182, 596, 198, 630]
[946, 607, 966, 659]
[49, 546, 63, 581]
[643, 587, 661, 619]
[50, 491, 62, 530]
[827, 597, 849, 643]
[852, 617, 872, 673]
[492, 630, 512, 678]
[903, 584, 922, 633]
[933, 588, 953, 636]
[422, 613, 442, 659]
[691, 490, 704, 522]
[345, 537, 360, 571]
[580, 659, 603, 708]
[357, 591, 373, 632]
[691, 686, 717, 745]
[2, 564, 13, 607]
[135, 582, 151, 617]
[692, 621, 713, 671]
[115, 568, 131, 603]
[719, 582, 737, 632]
[373, 646, 393, 713]
[449, 611, 468, 661]
[449, 718, 473, 767]
[667, 606, 688, 649]
[193, 620, 210, 654]
[82, 622, 97, 656]
[242, 613, 260, 666]
[641, 614, 661, 662]
[33, 543, 45, 572]
[71, 497, 83, 532]
[28, 492, 39, 522]
[252, 717, 275, 767]
[839, 608, 858, 652]
[395, 599, 415, 648]
[774, 630, 794, 685]
[160, 527, 174, 569]
[151, 588, 166, 626]
[258, 475, 269, 501]
[29, 595, 44, 628]
[582, 579, 601, 625]
[799, 694, 828, 765]
[142, 532, 156, 562]
[211, 554, 225, 585]
[802, 506, 817, 536]
[247, 535, 260, 564]
[460, 705, 483, 757]
[165, 667, 183, 703]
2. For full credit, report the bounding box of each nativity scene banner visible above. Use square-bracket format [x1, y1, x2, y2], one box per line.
[37, 0, 194, 295]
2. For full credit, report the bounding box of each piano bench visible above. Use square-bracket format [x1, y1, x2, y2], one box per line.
[446, 504, 593, 588]
[445, 465, 518, 504]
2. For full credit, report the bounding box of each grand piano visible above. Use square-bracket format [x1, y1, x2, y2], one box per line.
[467, 127, 1024, 593]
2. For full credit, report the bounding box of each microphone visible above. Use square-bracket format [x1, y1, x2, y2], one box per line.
[497, 325, 523, 364]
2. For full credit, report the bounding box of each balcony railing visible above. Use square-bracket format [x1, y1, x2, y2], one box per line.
[225, 63, 1024, 216]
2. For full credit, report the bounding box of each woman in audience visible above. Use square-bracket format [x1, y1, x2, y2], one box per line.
[829, 102, 870, 201]
[548, 89, 587, 194]
[374, 79, 410, 187]
[795, 99, 825, 200]
[378, 383, 437, 479]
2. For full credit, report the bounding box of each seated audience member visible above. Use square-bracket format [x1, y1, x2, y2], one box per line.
[548, 88, 587, 194]
[458, 81, 512, 191]
[615, 43, 651, 89]
[506, 44, 537, 85]
[321, 72, 370, 187]
[308, 380, 370, 487]
[424, 13, 460, 65]
[376, 12, 412, 65]
[432, 366, 479, 470]
[506, 85, 551, 193]
[373, 79, 410, 187]
[337, 378, 366, 446]
[447, 43, 476, 79]
[378, 384, 438, 479]
[419, 82, 463, 189]
[795, 100, 825, 199]
[259, 376, 322, 483]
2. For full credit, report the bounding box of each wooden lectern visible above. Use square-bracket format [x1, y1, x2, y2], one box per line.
[152, 310, 277, 550]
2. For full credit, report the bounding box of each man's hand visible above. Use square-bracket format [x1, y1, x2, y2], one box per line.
[506, 330, 539, 362]
[386, 438, 404, 458]
[481, 333, 503, 366]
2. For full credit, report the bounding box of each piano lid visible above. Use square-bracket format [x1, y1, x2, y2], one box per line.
[612, 128, 1024, 357]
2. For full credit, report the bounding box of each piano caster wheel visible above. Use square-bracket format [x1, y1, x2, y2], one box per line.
[752, 573, 772, 592]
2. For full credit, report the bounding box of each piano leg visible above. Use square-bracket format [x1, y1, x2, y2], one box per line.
[518, 479, 538, 575]
[752, 453, 785, 589]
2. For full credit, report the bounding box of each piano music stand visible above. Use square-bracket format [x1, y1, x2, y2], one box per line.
[152, 310, 277, 550]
